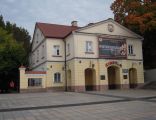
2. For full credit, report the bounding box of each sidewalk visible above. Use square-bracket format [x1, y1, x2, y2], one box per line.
[0, 90, 156, 120]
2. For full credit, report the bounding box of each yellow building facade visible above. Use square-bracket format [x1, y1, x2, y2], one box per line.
[19, 19, 144, 92]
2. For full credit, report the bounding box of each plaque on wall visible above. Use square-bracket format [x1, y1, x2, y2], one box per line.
[123, 75, 128, 79]
[100, 75, 105, 80]
[122, 69, 129, 73]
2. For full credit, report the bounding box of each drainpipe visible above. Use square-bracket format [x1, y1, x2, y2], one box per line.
[64, 40, 67, 91]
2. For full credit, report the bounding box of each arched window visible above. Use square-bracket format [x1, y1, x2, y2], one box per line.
[54, 73, 61, 83]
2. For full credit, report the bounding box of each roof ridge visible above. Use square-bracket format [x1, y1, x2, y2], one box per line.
[35, 22, 79, 39]
[36, 22, 78, 28]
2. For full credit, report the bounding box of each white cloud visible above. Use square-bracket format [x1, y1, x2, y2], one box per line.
[6, 0, 15, 3]
[0, 0, 114, 36]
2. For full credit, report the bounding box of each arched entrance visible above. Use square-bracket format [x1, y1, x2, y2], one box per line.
[129, 68, 137, 88]
[107, 66, 120, 89]
[67, 70, 72, 91]
[85, 68, 96, 91]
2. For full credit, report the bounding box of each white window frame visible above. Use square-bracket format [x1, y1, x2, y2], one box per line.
[53, 45, 60, 56]
[86, 41, 93, 52]
[54, 72, 61, 83]
[128, 44, 134, 55]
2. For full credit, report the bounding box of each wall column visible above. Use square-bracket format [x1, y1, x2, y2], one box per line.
[19, 66, 26, 90]
[46, 67, 53, 88]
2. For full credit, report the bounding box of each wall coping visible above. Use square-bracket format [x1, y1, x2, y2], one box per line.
[25, 71, 46, 74]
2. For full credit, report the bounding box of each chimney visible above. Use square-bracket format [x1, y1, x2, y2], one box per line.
[88, 23, 94, 26]
[71, 21, 78, 27]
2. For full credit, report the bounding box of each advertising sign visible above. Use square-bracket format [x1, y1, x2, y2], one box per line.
[99, 38, 127, 58]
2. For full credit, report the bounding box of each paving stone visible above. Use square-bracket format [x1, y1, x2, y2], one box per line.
[0, 90, 156, 120]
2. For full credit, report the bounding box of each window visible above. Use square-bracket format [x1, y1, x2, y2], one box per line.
[86, 41, 93, 52]
[128, 45, 133, 55]
[67, 43, 70, 54]
[37, 50, 39, 62]
[32, 53, 35, 64]
[42, 45, 44, 59]
[54, 73, 61, 83]
[36, 33, 38, 43]
[53, 45, 60, 56]
[28, 78, 42, 87]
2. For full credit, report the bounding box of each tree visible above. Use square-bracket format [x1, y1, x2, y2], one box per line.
[5, 21, 31, 51]
[111, 0, 156, 69]
[0, 27, 27, 92]
[0, 27, 26, 70]
[0, 15, 31, 58]
[0, 15, 31, 92]
[0, 15, 5, 29]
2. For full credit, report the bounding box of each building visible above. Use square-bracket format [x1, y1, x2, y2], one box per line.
[19, 18, 144, 92]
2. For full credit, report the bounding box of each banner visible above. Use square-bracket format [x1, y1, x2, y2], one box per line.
[99, 38, 127, 58]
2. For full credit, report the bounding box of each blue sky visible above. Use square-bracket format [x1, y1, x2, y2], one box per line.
[0, 0, 114, 36]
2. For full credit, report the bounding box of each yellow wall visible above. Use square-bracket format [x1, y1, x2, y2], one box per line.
[46, 62, 65, 88]
[46, 38, 65, 61]
[19, 68, 46, 89]
[20, 59, 144, 91]
[65, 35, 75, 60]
[127, 38, 143, 60]
[79, 20, 140, 38]
[66, 59, 144, 87]
[74, 34, 98, 58]
[25, 19, 144, 92]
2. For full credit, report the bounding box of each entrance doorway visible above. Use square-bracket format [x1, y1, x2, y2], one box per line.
[107, 66, 120, 89]
[85, 68, 96, 91]
[67, 70, 71, 91]
[129, 68, 137, 88]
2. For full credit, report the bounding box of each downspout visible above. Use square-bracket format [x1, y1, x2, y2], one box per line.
[64, 40, 67, 91]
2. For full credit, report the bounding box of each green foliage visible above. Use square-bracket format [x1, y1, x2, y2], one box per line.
[0, 15, 31, 92]
[0, 15, 5, 29]
[0, 14, 31, 67]
[0, 15, 31, 53]
[5, 21, 31, 51]
[0, 27, 26, 73]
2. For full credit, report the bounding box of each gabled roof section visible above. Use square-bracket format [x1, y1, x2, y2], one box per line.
[36, 22, 78, 39]
[74, 18, 143, 40]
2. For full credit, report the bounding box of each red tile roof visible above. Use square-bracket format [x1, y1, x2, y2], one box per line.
[25, 71, 46, 74]
[36, 22, 79, 39]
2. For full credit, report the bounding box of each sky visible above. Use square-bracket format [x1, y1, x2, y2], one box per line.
[0, 0, 114, 37]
